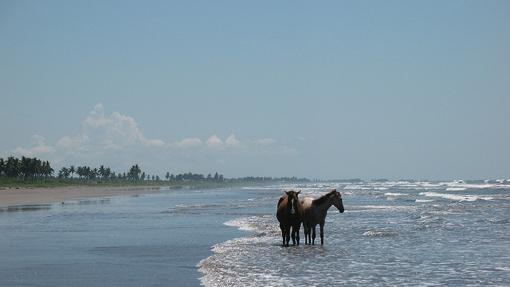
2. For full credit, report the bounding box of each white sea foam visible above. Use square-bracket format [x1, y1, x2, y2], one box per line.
[419, 192, 494, 202]
[385, 192, 406, 196]
[224, 217, 258, 232]
[363, 229, 398, 237]
[343, 184, 373, 190]
[445, 187, 467, 191]
[415, 199, 435, 203]
[348, 205, 414, 212]
[198, 216, 288, 287]
[494, 266, 510, 272]
[383, 192, 417, 202]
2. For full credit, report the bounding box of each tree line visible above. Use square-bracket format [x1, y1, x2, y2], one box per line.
[0, 156, 53, 179]
[57, 164, 226, 182]
[0, 156, 308, 184]
[0, 156, 226, 183]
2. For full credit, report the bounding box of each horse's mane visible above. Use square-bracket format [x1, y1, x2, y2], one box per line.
[312, 190, 336, 206]
[277, 196, 284, 208]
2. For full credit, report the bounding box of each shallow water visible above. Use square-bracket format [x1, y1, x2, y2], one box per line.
[0, 182, 509, 286]
[0, 188, 248, 286]
[198, 181, 510, 286]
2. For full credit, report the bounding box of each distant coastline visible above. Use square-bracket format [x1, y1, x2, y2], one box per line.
[0, 156, 310, 208]
[0, 178, 312, 209]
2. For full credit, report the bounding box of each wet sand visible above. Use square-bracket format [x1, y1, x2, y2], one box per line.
[0, 186, 163, 207]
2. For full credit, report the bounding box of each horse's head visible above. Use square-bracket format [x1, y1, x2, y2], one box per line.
[285, 190, 301, 215]
[330, 189, 344, 213]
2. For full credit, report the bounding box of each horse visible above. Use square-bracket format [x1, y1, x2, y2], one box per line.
[301, 189, 344, 245]
[276, 190, 302, 247]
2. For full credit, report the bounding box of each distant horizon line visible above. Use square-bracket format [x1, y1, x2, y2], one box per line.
[0, 155, 508, 183]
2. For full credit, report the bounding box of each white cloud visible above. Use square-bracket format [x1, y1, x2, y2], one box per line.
[176, 137, 202, 148]
[78, 104, 164, 149]
[13, 135, 55, 156]
[12, 104, 165, 157]
[5, 104, 291, 175]
[257, 138, 276, 145]
[225, 134, 240, 146]
[206, 134, 223, 147]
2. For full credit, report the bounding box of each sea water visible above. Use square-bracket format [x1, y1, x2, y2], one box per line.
[0, 188, 246, 286]
[0, 181, 509, 286]
[198, 181, 510, 286]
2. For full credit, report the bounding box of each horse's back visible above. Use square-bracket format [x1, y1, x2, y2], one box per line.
[300, 197, 316, 224]
[300, 197, 313, 209]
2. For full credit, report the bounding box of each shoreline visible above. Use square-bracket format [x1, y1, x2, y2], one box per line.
[0, 185, 165, 208]
[0, 180, 290, 209]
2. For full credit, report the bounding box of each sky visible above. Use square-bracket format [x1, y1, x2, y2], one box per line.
[1, 0, 509, 180]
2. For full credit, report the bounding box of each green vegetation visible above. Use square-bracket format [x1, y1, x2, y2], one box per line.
[0, 156, 309, 189]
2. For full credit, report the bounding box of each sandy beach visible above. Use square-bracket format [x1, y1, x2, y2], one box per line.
[0, 186, 163, 208]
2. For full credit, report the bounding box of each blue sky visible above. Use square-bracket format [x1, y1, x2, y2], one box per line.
[1, 0, 509, 179]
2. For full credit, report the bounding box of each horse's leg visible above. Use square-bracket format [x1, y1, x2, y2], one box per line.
[302, 223, 306, 245]
[285, 225, 291, 247]
[280, 224, 285, 246]
[304, 223, 310, 245]
[312, 225, 316, 245]
[291, 225, 296, 246]
[320, 222, 324, 245]
[306, 223, 311, 245]
[295, 224, 301, 246]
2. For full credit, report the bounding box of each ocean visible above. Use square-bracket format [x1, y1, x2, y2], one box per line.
[1, 181, 509, 286]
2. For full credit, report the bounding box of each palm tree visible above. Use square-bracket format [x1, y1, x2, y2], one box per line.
[128, 164, 141, 181]
[5, 157, 20, 178]
[42, 161, 53, 178]
[58, 167, 70, 178]
[0, 158, 4, 177]
[98, 165, 106, 179]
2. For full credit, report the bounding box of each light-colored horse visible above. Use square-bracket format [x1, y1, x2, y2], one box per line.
[301, 189, 344, 245]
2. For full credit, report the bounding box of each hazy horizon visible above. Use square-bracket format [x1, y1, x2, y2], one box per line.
[1, 1, 509, 179]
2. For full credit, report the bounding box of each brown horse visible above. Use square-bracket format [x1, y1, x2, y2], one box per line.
[301, 189, 344, 245]
[276, 190, 302, 247]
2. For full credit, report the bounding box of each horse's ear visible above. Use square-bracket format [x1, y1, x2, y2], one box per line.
[296, 190, 301, 195]
[284, 191, 290, 195]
